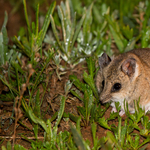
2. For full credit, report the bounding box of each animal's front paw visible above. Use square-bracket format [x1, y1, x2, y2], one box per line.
[119, 110, 125, 116]
[144, 103, 150, 114]
[111, 107, 125, 116]
[111, 107, 117, 113]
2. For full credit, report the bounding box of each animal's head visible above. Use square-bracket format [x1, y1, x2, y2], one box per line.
[95, 52, 140, 104]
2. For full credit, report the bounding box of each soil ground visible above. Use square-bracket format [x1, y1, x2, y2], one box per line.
[0, 1, 150, 149]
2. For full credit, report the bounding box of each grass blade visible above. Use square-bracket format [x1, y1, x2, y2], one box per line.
[109, 25, 125, 53]
[86, 57, 95, 79]
[70, 124, 86, 150]
[91, 122, 97, 148]
[50, 15, 66, 55]
[68, 12, 76, 52]
[55, 95, 66, 126]
[1, 11, 8, 63]
[14, 36, 30, 57]
[28, 107, 48, 133]
[23, 0, 31, 35]
[76, 116, 81, 135]
[98, 117, 111, 130]
[69, 74, 86, 92]
[71, 9, 86, 50]
[105, 14, 127, 53]
[107, 131, 122, 150]
[0, 32, 4, 65]
[83, 3, 93, 44]
[83, 71, 98, 99]
[58, 6, 66, 45]
[35, 4, 39, 37]
[36, 1, 56, 47]
[70, 89, 83, 101]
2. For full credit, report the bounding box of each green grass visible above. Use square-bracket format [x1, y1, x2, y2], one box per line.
[1, 0, 150, 149]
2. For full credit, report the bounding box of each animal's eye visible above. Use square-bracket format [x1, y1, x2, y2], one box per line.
[112, 83, 121, 92]
[102, 80, 105, 89]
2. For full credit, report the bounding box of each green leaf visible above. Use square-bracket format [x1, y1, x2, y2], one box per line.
[83, 88, 94, 125]
[115, 102, 121, 112]
[141, 27, 150, 48]
[139, 144, 149, 150]
[83, 71, 98, 99]
[91, 122, 98, 148]
[14, 144, 27, 150]
[36, 1, 56, 47]
[138, 138, 150, 149]
[6, 141, 11, 150]
[108, 112, 119, 120]
[70, 89, 83, 101]
[76, 116, 81, 135]
[46, 119, 52, 141]
[57, 5, 66, 48]
[90, 104, 97, 122]
[50, 112, 58, 122]
[134, 100, 145, 124]
[120, 120, 127, 147]
[1, 146, 7, 150]
[70, 124, 86, 150]
[77, 106, 86, 118]
[0, 32, 4, 65]
[107, 131, 122, 150]
[33, 124, 38, 139]
[67, 3, 76, 53]
[141, 115, 149, 129]
[86, 57, 95, 79]
[109, 25, 125, 52]
[69, 74, 86, 92]
[50, 15, 66, 55]
[124, 37, 137, 52]
[117, 117, 121, 141]
[23, 0, 31, 35]
[14, 36, 30, 57]
[69, 113, 80, 123]
[11, 61, 25, 74]
[21, 36, 30, 50]
[140, 129, 149, 137]
[33, 89, 41, 118]
[98, 117, 111, 130]
[142, 2, 150, 30]
[105, 14, 127, 53]
[83, 3, 93, 44]
[29, 51, 54, 101]
[71, 8, 86, 50]
[35, 4, 39, 37]
[28, 107, 48, 133]
[55, 95, 66, 126]
[122, 25, 133, 40]
[1, 11, 8, 63]
[134, 135, 140, 148]
[64, 80, 73, 96]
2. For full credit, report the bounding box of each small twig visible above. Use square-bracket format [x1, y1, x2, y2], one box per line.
[12, 64, 35, 149]
[0, 136, 44, 140]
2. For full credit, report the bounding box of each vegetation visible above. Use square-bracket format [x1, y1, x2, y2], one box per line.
[1, 0, 150, 149]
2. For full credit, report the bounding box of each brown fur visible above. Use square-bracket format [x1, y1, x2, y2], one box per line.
[95, 48, 150, 115]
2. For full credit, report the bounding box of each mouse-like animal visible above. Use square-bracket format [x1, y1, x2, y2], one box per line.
[95, 48, 150, 116]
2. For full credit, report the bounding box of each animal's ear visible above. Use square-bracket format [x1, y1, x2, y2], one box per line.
[98, 53, 111, 70]
[121, 58, 136, 76]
